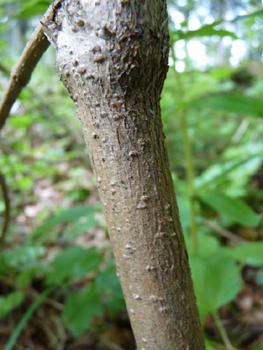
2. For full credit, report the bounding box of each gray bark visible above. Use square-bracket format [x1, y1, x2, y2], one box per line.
[46, 1, 205, 349]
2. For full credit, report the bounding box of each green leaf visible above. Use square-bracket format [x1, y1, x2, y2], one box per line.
[1, 246, 46, 270]
[171, 21, 237, 42]
[198, 190, 261, 227]
[9, 114, 42, 129]
[32, 205, 99, 238]
[4, 288, 52, 350]
[17, 176, 33, 191]
[176, 195, 191, 231]
[227, 242, 263, 267]
[195, 149, 263, 191]
[46, 246, 102, 286]
[63, 283, 103, 337]
[16, 265, 47, 288]
[232, 9, 263, 22]
[190, 253, 241, 318]
[193, 94, 263, 118]
[95, 259, 125, 316]
[185, 232, 220, 258]
[0, 291, 25, 317]
[17, 0, 50, 18]
[205, 339, 217, 350]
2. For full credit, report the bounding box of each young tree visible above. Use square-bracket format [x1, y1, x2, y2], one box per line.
[1, 0, 206, 349]
[49, 1, 205, 348]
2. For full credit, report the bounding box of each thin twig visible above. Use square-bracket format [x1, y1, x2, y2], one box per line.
[203, 219, 248, 243]
[214, 312, 236, 350]
[0, 2, 60, 131]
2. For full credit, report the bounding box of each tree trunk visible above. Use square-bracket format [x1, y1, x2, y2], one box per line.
[47, 1, 205, 349]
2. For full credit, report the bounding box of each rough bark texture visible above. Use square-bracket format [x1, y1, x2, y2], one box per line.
[47, 1, 205, 349]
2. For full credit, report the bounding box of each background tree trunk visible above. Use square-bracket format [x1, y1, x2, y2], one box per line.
[47, 1, 206, 349]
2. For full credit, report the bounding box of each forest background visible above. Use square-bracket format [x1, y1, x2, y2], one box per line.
[1, 0, 263, 349]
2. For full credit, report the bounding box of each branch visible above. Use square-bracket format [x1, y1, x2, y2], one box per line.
[0, 2, 61, 131]
[203, 219, 248, 243]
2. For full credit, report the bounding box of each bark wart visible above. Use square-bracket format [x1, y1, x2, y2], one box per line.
[47, 1, 205, 349]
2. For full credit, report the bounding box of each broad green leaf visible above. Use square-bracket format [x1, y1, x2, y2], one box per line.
[190, 253, 241, 318]
[95, 259, 125, 316]
[199, 190, 261, 227]
[32, 205, 99, 238]
[0, 291, 25, 317]
[185, 232, 220, 258]
[194, 95, 263, 118]
[226, 242, 263, 267]
[63, 283, 103, 337]
[46, 246, 102, 286]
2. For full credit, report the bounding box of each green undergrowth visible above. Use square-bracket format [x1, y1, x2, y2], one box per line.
[1, 2, 263, 350]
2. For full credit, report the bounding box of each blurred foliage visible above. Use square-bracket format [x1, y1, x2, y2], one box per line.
[0, 0, 263, 350]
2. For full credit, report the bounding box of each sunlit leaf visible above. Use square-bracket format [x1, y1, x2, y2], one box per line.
[198, 190, 261, 227]
[195, 150, 263, 191]
[205, 339, 217, 350]
[9, 114, 42, 129]
[18, 0, 50, 18]
[17, 175, 33, 190]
